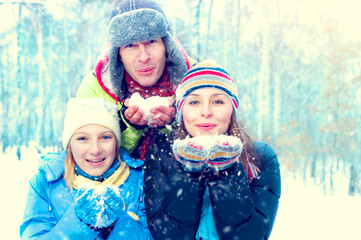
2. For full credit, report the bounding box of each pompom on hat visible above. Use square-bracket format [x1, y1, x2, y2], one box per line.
[62, 98, 121, 149]
[108, 0, 189, 97]
[175, 59, 240, 123]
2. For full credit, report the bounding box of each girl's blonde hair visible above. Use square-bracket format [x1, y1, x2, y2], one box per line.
[63, 148, 75, 190]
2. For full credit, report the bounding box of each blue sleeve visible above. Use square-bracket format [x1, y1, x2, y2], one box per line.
[107, 199, 153, 240]
[20, 173, 99, 240]
[108, 173, 153, 240]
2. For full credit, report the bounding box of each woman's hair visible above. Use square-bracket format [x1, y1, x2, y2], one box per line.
[228, 114, 259, 170]
[173, 112, 259, 175]
[63, 141, 120, 190]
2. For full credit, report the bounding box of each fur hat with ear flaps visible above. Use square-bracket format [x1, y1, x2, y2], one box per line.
[108, 0, 189, 98]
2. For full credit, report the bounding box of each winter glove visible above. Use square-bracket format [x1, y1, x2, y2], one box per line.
[172, 137, 209, 172]
[173, 135, 243, 172]
[74, 185, 125, 228]
[208, 136, 243, 170]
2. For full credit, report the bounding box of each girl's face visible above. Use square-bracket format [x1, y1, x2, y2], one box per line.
[70, 124, 117, 176]
[182, 88, 233, 137]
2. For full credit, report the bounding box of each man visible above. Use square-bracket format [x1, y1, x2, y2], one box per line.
[77, 0, 196, 159]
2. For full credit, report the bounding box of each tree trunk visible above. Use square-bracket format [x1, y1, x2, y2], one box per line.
[204, 0, 213, 58]
[349, 90, 361, 195]
[257, 30, 270, 140]
[191, 0, 202, 58]
[16, 3, 23, 160]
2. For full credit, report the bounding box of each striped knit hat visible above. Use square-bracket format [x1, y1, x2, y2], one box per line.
[175, 59, 240, 123]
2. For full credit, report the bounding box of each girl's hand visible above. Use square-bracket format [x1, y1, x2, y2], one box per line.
[74, 186, 125, 228]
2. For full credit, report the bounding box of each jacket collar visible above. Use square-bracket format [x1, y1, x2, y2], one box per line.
[119, 149, 144, 168]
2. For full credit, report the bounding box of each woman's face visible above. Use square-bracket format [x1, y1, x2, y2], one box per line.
[182, 88, 233, 137]
[70, 124, 117, 176]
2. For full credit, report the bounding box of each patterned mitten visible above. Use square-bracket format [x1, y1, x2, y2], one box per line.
[173, 135, 243, 172]
[172, 136, 209, 172]
[207, 135, 243, 171]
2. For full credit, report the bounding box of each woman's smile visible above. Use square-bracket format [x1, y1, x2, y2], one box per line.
[196, 123, 217, 131]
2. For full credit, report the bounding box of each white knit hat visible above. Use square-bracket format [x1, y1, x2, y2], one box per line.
[62, 98, 121, 149]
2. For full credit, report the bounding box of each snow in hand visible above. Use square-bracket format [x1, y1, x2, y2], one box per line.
[173, 135, 243, 171]
[174, 135, 243, 151]
[129, 92, 169, 119]
[76, 185, 122, 228]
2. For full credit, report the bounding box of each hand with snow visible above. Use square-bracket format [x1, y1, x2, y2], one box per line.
[147, 100, 176, 127]
[173, 137, 209, 172]
[207, 135, 243, 171]
[74, 186, 125, 228]
[173, 135, 243, 172]
[124, 92, 175, 127]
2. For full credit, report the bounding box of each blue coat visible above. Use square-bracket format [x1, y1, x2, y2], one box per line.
[20, 150, 153, 240]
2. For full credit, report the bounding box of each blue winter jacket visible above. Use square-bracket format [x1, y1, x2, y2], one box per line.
[20, 150, 153, 240]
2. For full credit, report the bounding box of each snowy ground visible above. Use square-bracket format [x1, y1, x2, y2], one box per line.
[1, 146, 360, 240]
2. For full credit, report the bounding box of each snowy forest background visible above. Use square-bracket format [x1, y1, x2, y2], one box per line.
[1, 0, 361, 239]
[1, 0, 360, 196]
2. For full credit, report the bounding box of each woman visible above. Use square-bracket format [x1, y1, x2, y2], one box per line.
[20, 98, 153, 240]
[144, 60, 281, 240]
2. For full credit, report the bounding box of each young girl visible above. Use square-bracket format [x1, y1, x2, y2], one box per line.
[144, 60, 281, 240]
[20, 97, 153, 240]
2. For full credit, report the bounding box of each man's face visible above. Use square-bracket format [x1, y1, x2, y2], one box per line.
[119, 38, 167, 87]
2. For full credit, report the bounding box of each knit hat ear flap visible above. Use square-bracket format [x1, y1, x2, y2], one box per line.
[162, 32, 189, 86]
[108, 47, 124, 98]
